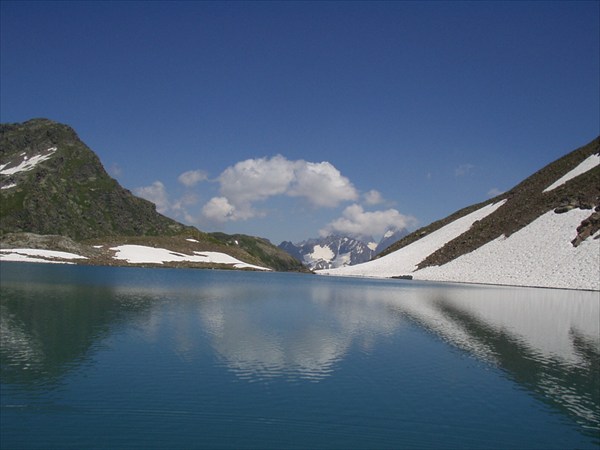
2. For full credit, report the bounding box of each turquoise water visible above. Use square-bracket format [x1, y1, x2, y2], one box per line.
[1, 262, 598, 449]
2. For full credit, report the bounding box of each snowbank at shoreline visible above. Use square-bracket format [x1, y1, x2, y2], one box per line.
[0, 248, 87, 264]
[110, 244, 270, 270]
[0, 244, 270, 271]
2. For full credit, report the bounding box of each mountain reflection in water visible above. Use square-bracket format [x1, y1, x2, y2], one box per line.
[1, 263, 598, 445]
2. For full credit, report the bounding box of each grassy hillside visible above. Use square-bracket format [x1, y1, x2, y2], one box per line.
[0, 119, 306, 272]
[1, 119, 190, 239]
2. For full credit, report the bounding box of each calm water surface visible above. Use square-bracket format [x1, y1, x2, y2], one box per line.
[1, 262, 598, 449]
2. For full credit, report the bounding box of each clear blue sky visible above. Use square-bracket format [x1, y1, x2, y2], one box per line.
[2, 1, 598, 244]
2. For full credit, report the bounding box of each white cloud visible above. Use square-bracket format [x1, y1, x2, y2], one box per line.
[178, 169, 208, 187]
[201, 196, 236, 222]
[219, 155, 296, 204]
[201, 196, 258, 222]
[288, 160, 358, 207]
[363, 189, 384, 205]
[321, 204, 417, 238]
[202, 155, 358, 222]
[134, 181, 170, 214]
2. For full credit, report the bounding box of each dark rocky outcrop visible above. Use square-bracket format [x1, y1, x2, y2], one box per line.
[1, 119, 188, 240]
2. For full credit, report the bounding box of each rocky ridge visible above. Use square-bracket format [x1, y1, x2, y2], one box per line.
[279, 229, 406, 270]
[379, 137, 600, 269]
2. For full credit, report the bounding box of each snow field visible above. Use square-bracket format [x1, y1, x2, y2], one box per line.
[415, 209, 599, 290]
[0, 248, 87, 264]
[543, 153, 600, 192]
[109, 244, 270, 270]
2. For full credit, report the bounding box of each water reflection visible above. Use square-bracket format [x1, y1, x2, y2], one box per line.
[1, 264, 598, 438]
[0, 281, 155, 387]
[382, 285, 599, 434]
[408, 285, 595, 435]
[197, 287, 403, 380]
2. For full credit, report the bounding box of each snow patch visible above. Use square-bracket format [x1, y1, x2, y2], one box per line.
[0, 147, 58, 176]
[0, 248, 87, 264]
[109, 244, 270, 271]
[1, 183, 17, 190]
[543, 154, 600, 192]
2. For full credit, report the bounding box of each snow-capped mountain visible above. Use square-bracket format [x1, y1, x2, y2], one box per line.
[319, 137, 600, 291]
[279, 229, 406, 270]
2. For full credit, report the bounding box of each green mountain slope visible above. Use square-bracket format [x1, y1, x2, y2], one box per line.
[1, 118, 189, 239]
[0, 119, 305, 271]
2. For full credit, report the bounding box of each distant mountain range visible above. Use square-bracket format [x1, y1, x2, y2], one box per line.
[319, 137, 600, 291]
[279, 229, 406, 270]
[0, 119, 306, 272]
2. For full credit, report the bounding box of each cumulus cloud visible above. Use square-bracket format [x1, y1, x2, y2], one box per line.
[320, 204, 417, 238]
[363, 189, 384, 205]
[287, 160, 358, 207]
[134, 181, 170, 214]
[219, 155, 296, 204]
[201, 196, 259, 223]
[201, 196, 237, 222]
[178, 169, 208, 187]
[202, 155, 358, 222]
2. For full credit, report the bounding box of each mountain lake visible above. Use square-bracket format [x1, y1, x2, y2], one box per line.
[1, 262, 598, 449]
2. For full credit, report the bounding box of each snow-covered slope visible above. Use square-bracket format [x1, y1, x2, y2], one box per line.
[318, 206, 599, 290]
[318, 138, 600, 291]
[413, 209, 598, 290]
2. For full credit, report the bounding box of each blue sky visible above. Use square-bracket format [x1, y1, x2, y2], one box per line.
[1, 1, 599, 244]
